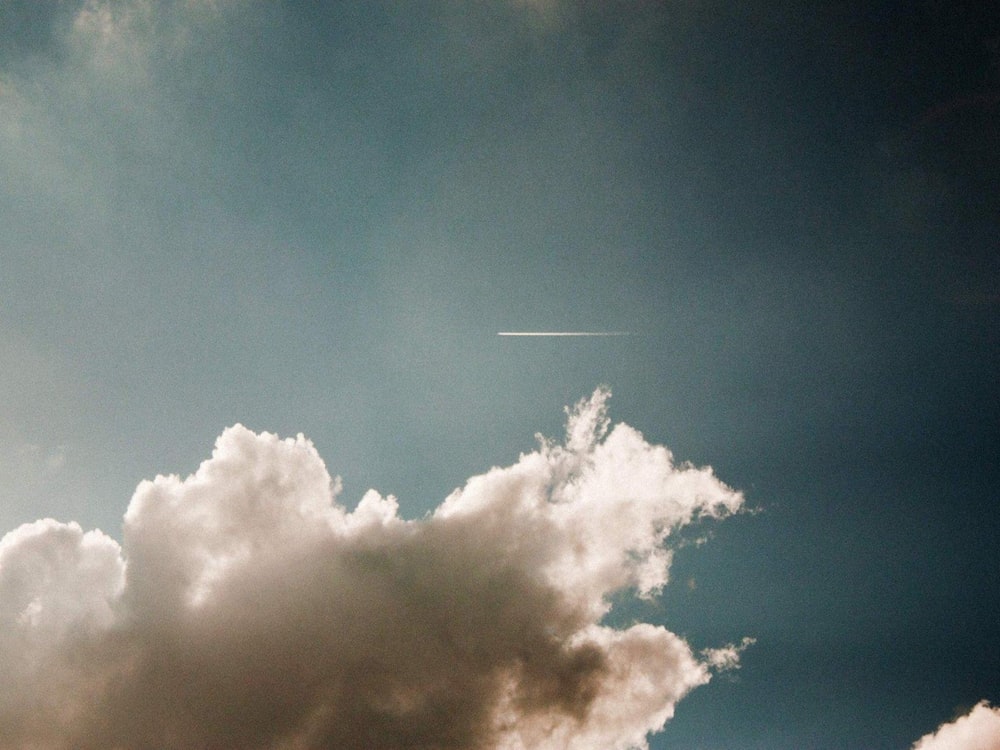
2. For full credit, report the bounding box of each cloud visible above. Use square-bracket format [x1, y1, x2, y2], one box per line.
[0, 389, 744, 749]
[911, 702, 1000, 750]
[701, 636, 756, 672]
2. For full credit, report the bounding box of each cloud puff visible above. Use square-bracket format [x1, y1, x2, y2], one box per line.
[0, 389, 745, 749]
[912, 702, 1000, 750]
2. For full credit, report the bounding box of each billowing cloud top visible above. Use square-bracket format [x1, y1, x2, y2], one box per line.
[912, 703, 1000, 750]
[0, 390, 745, 749]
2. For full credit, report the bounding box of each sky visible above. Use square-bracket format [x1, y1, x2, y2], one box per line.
[0, 1, 998, 748]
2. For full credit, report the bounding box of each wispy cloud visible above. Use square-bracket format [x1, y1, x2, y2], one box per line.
[0, 389, 744, 749]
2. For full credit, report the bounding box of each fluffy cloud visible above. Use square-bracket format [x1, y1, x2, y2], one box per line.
[912, 702, 1000, 750]
[0, 389, 745, 749]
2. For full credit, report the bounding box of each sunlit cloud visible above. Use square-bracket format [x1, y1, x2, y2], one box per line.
[911, 702, 1000, 750]
[0, 389, 745, 749]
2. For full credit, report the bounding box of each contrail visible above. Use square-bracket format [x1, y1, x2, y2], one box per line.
[497, 332, 634, 337]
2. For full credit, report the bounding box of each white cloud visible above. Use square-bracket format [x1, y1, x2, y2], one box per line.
[0, 389, 745, 749]
[701, 636, 757, 672]
[911, 702, 1000, 750]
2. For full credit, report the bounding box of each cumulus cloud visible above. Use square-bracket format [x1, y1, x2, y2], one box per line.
[912, 702, 1000, 750]
[0, 389, 745, 749]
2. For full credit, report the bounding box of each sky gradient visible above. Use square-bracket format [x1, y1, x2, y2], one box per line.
[1, 1, 998, 748]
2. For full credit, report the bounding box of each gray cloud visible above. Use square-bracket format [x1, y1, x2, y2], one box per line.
[0, 389, 744, 749]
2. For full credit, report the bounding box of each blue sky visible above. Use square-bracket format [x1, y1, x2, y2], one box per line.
[1, 1, 998, 748]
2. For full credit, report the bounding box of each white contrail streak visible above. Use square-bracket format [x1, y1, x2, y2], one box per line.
[497, 332, 634, 337]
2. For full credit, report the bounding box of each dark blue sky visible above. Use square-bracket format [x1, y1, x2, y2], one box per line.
[1, 1, 997, 748]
